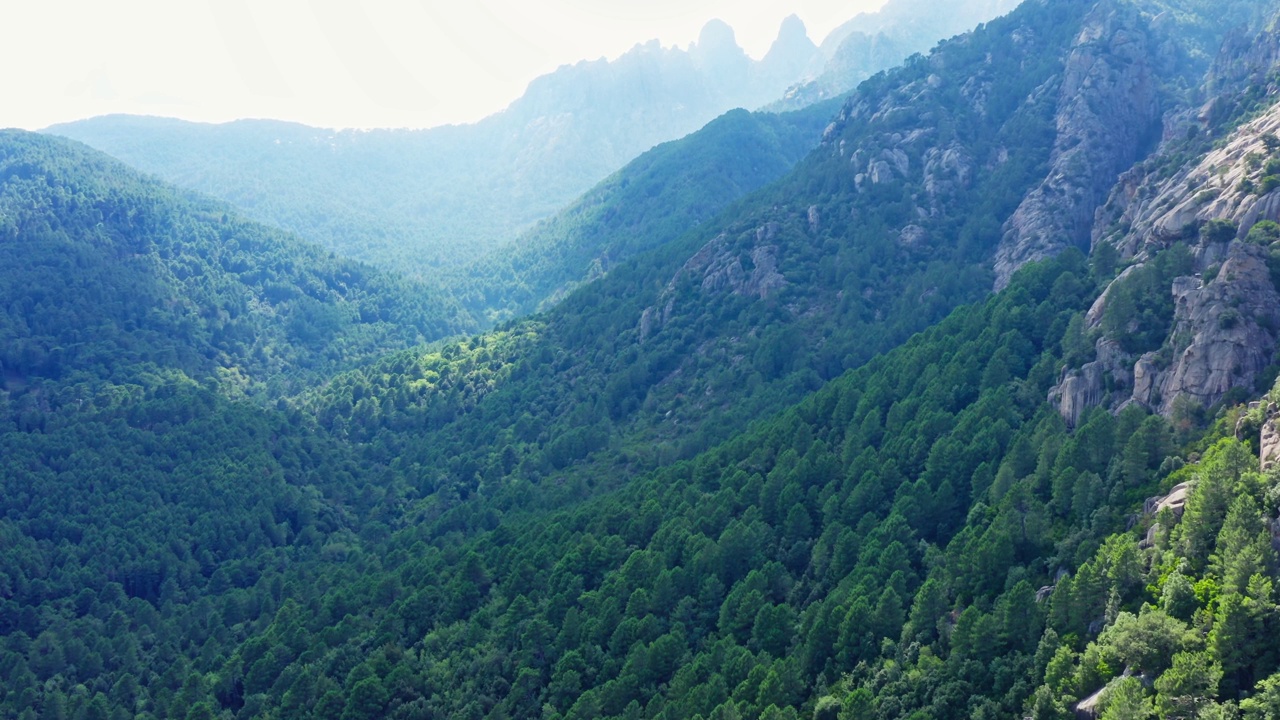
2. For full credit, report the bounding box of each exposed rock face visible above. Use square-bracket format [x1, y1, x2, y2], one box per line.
[1094, 104, 1280, 266]
[1145, 482, 1191, 517]
[1085, 263, 1142, 329]
[690, 237, 787, 300]
[994, 0, 1161, 290]
[1205, 18, 1280, 105]
[1139, 481, 1191, 549]
[1154, 243, 1280, 413]
[1260, 403, 1280, 471]
[899, 224, 929, 247]
[923, 144, 973, 200]
[1050, 371, 1105, 430]
[1046, 14, 1280, 426]
[1050, 337, 1130, 427]
[640, 224, 790, 341]
[1051, 242, 1280, 425]
[1132, 353, 1159, 407]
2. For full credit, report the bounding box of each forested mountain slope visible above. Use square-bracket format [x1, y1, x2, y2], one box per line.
[303, 0, 1153, 499]
[0, 356, 403, 720]
[457, 101, 839, 323]
[8, 0, 1280, 719]
[0, 131, 470, 400]
[273, 2, 1280, 717]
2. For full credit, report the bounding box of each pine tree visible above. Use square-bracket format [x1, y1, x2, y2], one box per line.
[1210, 495, 1272, 596]
[1100, 677, 1153, 720]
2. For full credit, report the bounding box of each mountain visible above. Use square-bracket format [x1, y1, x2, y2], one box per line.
[43, 2, 1022, 296]
[768, 0, 1023, 111]
[43, 18, 822, 281]
[297, 0, 1095, 494]
[0, 130, 469, 400]
[456, 100, 840, 323]
[10, 1, 1280, 719]
[1048, 7, 1280, 426]
[245, 1, 1280, 717]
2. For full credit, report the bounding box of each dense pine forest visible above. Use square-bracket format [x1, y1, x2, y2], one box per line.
[9, 0, 1280, 719]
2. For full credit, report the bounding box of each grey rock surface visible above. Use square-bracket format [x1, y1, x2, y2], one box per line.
[994, 0, 1160, 290]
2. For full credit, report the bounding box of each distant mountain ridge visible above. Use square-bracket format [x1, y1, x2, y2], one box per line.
[0, 130, 470, 400]
[456, 101, 840, 324]
[769, 0, 1023, 110]
[45, 0, 1020, 292]
[44, 17, 821, 281]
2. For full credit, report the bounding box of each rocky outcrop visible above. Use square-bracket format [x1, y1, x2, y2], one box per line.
[1084, 264, 1143, 328]
[853, 147, 914, 189]
[640, 224, 790, 342]
[1046, 16, 1280, 426]
[994, 0, 1161, 290]
[1150, 243, 1280, 413]
[699, 238, 785, 300]
[1076, 673, 1140, 719]
[1204, 18, 1280, 108]
[1091, 8, 1280, 260]
[1094, 103, 1280, 266]
[1139, 482, 1191, 549]
[813, 0, 1095, 260]
[1144, 483, 1190, 517]
[1051, 371, 1105, 431]
[697, 243, 787, 299]
[1260, 403, 1280, 471]
[1050, 337, 1131, 427]
[899, 224, 929, 247]
[922, 143, 973, 201]
[1051, 240, 1280, 424]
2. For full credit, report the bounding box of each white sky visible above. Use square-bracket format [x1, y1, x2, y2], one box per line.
[3, 1, 887, 132]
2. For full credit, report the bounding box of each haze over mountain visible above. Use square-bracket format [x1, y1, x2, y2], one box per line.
[0, 131, 471, 400]
[45, 17, 820, 279]
[13, 1, 1280, 720]
[770, 0, 1023, 109]
[46, 0, 1020, 291]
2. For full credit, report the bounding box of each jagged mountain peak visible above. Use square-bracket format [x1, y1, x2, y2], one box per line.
[694, 18, 742, 55]
[759, 14, 822, 87]
[774, 14, 811, 45]
[768, 0, 1022, 111]
[764, 15, 818, 59]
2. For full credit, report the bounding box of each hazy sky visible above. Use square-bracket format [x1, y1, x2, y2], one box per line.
[6, 1, 886, 131]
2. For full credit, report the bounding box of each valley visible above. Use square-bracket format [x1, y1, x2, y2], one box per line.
[5, 1, 1280, 719]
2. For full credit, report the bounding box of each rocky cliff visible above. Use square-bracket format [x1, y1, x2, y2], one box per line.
[993, 0, 1162, 290]
[1147, 242, 1280, 414]
[1049, 17, 1280, 425]
[1261, 401, 1280, 471]
[1093, 92, 1280, 264]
